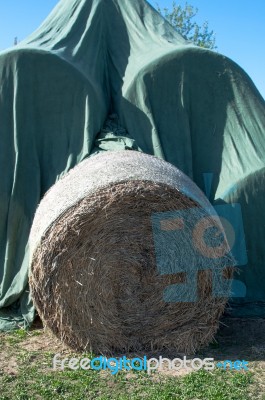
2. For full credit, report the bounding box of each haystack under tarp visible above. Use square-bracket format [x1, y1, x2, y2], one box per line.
[0, 0, 265, 330]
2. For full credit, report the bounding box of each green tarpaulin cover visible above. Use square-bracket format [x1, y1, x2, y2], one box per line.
[1, 0, 265, 330]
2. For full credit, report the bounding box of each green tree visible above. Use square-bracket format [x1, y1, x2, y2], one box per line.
[157, 1, 216, 50]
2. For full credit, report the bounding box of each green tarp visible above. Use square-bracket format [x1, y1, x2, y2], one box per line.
[0, 0, 265, 330]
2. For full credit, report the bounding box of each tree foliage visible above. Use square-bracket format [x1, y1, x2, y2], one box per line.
[157, 1, 216, 50]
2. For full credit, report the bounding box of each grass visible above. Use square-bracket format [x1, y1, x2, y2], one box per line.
[1, 329, 41, 346]
[0, 329, 256, 400]
[0, 362, 254, 400]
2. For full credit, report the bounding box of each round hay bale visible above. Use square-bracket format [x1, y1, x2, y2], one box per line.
[29, 151, 234, 354]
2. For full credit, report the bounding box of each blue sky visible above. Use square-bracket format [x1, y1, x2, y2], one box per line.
[0, 0, 264, 99]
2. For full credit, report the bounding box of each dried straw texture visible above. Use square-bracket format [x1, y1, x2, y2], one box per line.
[29, 151, 233, 354]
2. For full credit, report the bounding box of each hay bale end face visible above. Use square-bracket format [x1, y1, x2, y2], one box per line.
[29, 151, 233, 354]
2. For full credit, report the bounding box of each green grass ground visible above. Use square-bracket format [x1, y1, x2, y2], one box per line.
[0, 318, 264, 400]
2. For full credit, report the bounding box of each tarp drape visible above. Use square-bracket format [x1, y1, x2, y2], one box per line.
[1, 0, 265, 329]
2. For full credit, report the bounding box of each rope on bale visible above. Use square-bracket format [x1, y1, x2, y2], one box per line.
[29, 151, 234, 354]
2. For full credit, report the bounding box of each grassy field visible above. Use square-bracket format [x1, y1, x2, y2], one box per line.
[0, 318, 264, 400]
